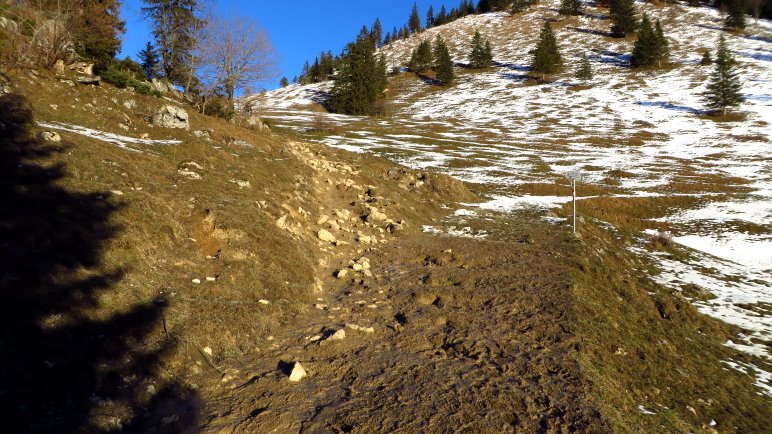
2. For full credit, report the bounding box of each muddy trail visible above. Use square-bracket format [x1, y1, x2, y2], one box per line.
[199, 220, 608, 433]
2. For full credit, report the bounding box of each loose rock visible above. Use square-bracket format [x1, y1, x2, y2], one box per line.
[317, 229, 336, 243]
[288, 362, 307, 382]
[40, 131, 61, 142]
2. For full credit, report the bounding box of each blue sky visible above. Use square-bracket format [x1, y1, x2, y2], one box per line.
[119, 0, 445, 90]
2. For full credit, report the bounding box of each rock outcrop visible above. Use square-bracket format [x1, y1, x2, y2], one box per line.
[152, 105, 189, 130]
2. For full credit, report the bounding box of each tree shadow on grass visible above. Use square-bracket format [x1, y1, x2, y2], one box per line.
[636, 100, 707, 115]
[0, 93, 199, 433]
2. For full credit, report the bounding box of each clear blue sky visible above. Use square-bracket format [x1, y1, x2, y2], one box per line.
[118, 0, 445, 90]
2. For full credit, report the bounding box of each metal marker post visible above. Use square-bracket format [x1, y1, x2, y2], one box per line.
[566, 171, 581, 234]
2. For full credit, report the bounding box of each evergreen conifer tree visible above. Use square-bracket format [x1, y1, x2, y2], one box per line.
[372, 19, 383, 47]
[478, 0, 493, 13]
[468, 30, 493, 68]
[511, 0, 530, 13]
[653, 19, 669, 67]
[631, 15, 669, 67]
[434, 35, 455, 85]
[575, 54, 593, 81]
[631, 14, 655, 67]
[725, 0, 746, 30]
[559, 0, 583, 15]
[409, 2, 423, 33]
[427, 6, 436, 28]
[384, 32, 392, 45]
[610, 0, 638, 38]
[138, 41, 161, 79]
[469, 30, 485, 67]
[700, 50, 713, 65]
[531, 21, 563, 80]
[329, 33, 388, 115]
[280, 77, 289, 87]
[141, 0, 203, 87]
[437, 6, 449, 25]
[703, 35, 744, 115]
[409, 40, 434, 72]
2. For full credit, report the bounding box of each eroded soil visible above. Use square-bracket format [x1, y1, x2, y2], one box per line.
[199, 220, 609, 433]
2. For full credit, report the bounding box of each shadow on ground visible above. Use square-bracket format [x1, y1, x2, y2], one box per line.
[0, 93, 198, 433]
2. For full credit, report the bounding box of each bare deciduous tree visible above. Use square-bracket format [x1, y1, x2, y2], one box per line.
[197, 14, 278, 112]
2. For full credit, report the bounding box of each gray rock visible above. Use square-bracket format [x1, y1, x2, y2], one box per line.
[150, 78, 169, 93]
[246, 115, 269, 131]
[76, 75, 100, 86]
[152, 105, 189, 129]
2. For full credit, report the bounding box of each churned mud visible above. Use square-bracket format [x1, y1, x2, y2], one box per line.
[199, 219, 609, 433]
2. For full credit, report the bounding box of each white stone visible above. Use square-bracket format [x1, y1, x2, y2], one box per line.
[258, 299, 270, 305]
[40, 131, 61, 142]
[152, 105, 189, 129]
[191, 278, 201, 284]
[328, 329, 346, 340]
[317, 229, 336, 243]
[202, 346, 213, 356]
[336, 269, 348, 279]
[206, 276, 216, 282]
[288, 362, 307, 382]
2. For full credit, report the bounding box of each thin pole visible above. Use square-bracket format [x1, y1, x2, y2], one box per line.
[572, 180, 577, 234]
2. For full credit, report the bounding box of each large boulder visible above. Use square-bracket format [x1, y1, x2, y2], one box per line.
[246, 115, 269, 132]
[152, 105, 189, 130]
[150, 79, 169, 93]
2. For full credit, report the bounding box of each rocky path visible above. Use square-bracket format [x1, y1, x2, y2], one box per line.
[199, 220, 609, 433]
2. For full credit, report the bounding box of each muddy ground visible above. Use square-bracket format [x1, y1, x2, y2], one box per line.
[197, 219, 609, 434]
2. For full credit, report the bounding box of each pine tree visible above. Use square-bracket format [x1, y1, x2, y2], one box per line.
[138, 41, 161, 79]
[427, 6, 436, 28]
[631, 15, 669, 68]
[700, 50, 713, 65]
[559, 0, 583, 16]
[384, 32, 392, 45]
[531, 21, 562, 80]
[75, 0, 125, 72]
[141, 0, 203, 87]
[511, 0, 530, 13]
[653, 19, 669, 67]
[280, 77, 289, 87]
[575, 54, 593, 80]
[372, 18, 383, 47]
[725, 0, 746, 30]
[631, 14, 655, 67]
[409, 2, 423, 33]
[610, 0, 638, 38]
[478, 0, 493, 13]
[469, 30, 493, 68]
[329, 33, 388, 115]
[434, 35, 455, 85]
[409, 40, 434, 72]
[703, 35, 744, 116]
[437, 6, 449, 25]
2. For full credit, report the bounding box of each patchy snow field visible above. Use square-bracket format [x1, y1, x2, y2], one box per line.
[252, 0, 771, 389]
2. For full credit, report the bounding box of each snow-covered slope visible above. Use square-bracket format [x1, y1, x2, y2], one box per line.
[251, 0, 772, 382]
